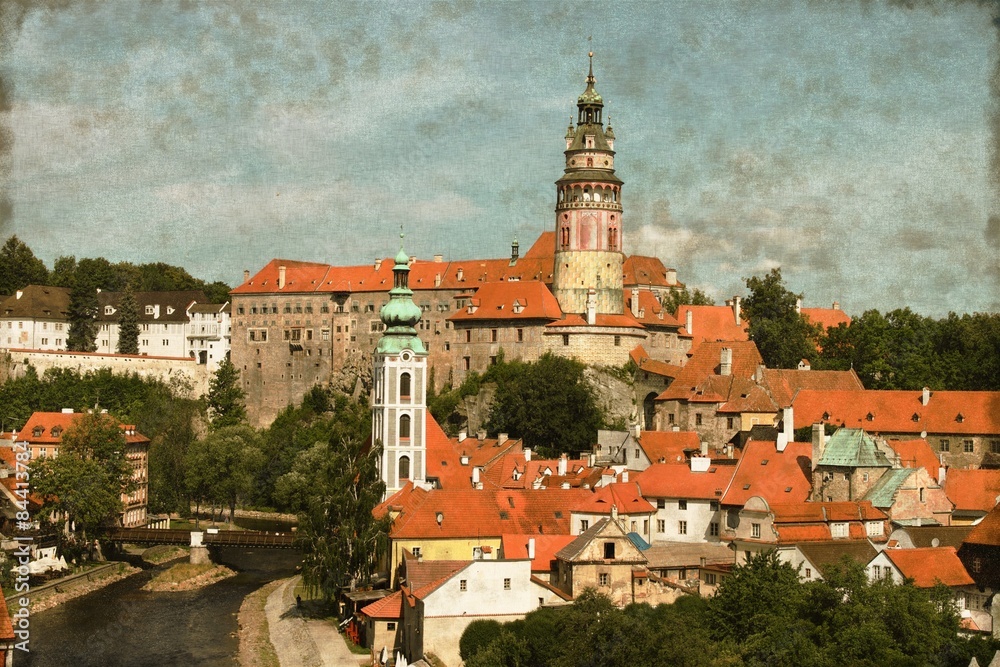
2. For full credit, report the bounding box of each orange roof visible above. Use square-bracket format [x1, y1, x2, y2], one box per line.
[501, 533, 576, 572]
[964, 503, 1000, 546]
[636, 431, 701, 464]
[944, 469, 1000, 513]
[625, 289, 682, 328]
[801, 307, 851, 331]
[769, 500, 887, 523]
[887, 439, 941, 475]
[571, 482, 655, 515]
[546, 313, 645, 329]
[359, 591, 402, 620]
[722, 440, 813, 506]
[622, 255, 680, 288]
[522, 232, 555, 259]
[630, 345, 683, 378]
[883, 547, 975, 588]
[676, 304, 748, 350]
[633, 463, 735, 499]
[657, 341, 763, 402]
[18, 412, 149, 445]
[447, 281, 562, 322]
[792, 390, 1000, 436]
[0, 595, 12, 642]
[482, 452, 598, 490]
[758, 368, 864, 408]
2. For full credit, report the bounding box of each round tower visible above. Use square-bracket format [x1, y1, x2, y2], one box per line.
[552, 53, 624, 316]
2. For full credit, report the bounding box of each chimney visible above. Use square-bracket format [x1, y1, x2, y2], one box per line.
[278, 265, 286, 290]
[666, 269, 677, 285]
[812, 423, 825, 469]
[498, 433, 508, 445]
[630, 288, 640, 317]
[472, 467, 481, 487]
[795, 298, 802, 314]
[558, 454, 567, 476]
[434, 273, 441, 287]
[921, 387, 931, 406]
[720, 347, 732, 376]
[458, 431, 467, 443]
[611, 504, 619, 522]
[780, 406, 794, 450]
[434, 253, 444, 263]
[243, 269, 250, 284]
[632, 423, 641, 439]
[527, 538, 536, 560]
[832, 301, 840, 311]
[733, 296, 741, 325]
[477, 430, 486, 442]
[408, 256, 416, 266]
[524, 447, 531, 462]
[686, 309, 693, 335]
[15, 290, 22, 300]
[374, 258, 382, 271]
[586, 288, 597, 326]
[61, 408, 74, 414]
[700, 439, 708, 456]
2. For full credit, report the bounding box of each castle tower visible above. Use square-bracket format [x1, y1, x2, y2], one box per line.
[552, 53, 624, 316]
[372, 236, 429, 497]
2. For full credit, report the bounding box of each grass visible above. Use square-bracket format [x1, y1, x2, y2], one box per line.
[142, 545, 188, 565]
[152, 562, 216, 584]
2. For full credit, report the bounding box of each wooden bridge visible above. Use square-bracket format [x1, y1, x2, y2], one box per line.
[106, 527, 298, 549]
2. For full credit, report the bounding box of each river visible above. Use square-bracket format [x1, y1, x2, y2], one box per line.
[19, 535, 302, 666]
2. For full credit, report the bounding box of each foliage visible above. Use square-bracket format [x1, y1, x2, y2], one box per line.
[459, 554, 1000, 667]
[29, 412, 134, 538]
[66, 269, 99, 352]
[459, 619, 505, 662]
[48, 254, 230, 302]
[484, 354, 604, 457]
[185, 425, 264, 522]
[661, 285, 714, 315]
[205, 358, 247, 430]
[0, 235, 48, 295]
[743, 268, 820, 369]
[116, 285, 140, 355]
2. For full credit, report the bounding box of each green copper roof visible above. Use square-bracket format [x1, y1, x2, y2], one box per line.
[863, 468, 914, 508]
[818, 428, 892, 468]
[577, 52, 604, 106]
[377, 238, 427, 355]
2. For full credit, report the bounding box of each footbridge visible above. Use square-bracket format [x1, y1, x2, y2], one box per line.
[106, 527, 298, 549]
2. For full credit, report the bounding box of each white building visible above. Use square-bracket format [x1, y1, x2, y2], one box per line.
[0, 285, 70, 351]
[95, 290, 205, 358]
[186, 303, 232, 371]
[632, 459, 734, 543]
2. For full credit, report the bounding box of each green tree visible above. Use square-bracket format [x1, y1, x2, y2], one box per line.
[66, 274, 99, 352]
[295, 431, 389, 600]
[30, 412, 134, 539]
[205, 358, 246, 429]
[661, 285, 714, 315]
[743, 268, 820, 369]
[48, 255, 77, 288]
[185, 425, 263, 523]
[116, 286, 140, 355]
[0, 235, 48, 295]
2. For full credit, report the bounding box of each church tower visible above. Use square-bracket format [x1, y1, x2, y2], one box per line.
[552, 53, 624, 316]
[372, 236, 429, 497]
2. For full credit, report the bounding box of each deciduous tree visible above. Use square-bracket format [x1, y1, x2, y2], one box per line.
[743, 268, 819, 369]
[0, 235, 48, 295]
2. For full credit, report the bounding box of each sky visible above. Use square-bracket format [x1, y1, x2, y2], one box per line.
[1, 0, 998, 317]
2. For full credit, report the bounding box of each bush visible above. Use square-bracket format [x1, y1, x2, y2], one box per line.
[459, 619, 504, 661]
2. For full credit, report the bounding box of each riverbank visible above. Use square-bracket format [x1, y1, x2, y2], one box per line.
[142, 562, 237, 592]
[27, 562, 142, 613]
[237, 579, 283, 667]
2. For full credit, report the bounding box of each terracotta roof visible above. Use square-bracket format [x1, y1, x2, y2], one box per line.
[447, 281, 562, 322]
[887, 439, 941, 474]
[18, 412, 149, 445]
[722, 440, 813, 506]
[801, 307, 852, 331]
[636, 431, 701, 464]
[769, 500, 887, 523]
[630, 346, 684, 379]
[530, 574, 574, 601]
[757, 368, 864, 408]
[545, 313, 645, 329]
[522, 232, 555, 259]
[501, 534, 576, 572]
[792, 389, 1000, 436]
[883, 547, 975, 588]
[624, 289, 682, 328]
[964, 504, 1000, 546]
[633, 463, 735, 500]
[483, 452, 597, 490]
[96, 290, 206, 323]
[944, 470, 1000, 513]
[359, 591, 402, 619]
[571, 482, 655, 515]
[657, 341, 763, 402]
[622, 256, 680, 288]
[676, 304, 748, 350]
[403, 558, 470, 592]
[0, 285, 70, 320]
[0, 594, 13, 642]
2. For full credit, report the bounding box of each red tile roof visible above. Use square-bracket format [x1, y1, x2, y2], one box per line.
[676, 304, 748, 351]
[633, 463, 735, 499]
[359, 591, 403, 620]
[883, 547, 975, 588]
[447, 281, 562, 322]
[523, 232, 555, 259]
[887, 439, 941, 475]
[0, 594, 13, 642]
[944, 470, 1000, 513]
[571, 482, 655, 515]
[657, 341, 763, 402]
[622, 256, 680, 288]
[769, 500, 887, 523]
[625, 289, 682, 328]
[635, 431, 701, 464]
[792, 390, 1000, 436]
[630, 346, 683, 379]
[801, 307, 852, 331]
[18, 412, 149, 445]
[722, 440, 813, 506]
[546, 313, 645, 329]
[758, 368, 864, 408]
[501, 534, 576, 572]
[964, 504, 1000, 546]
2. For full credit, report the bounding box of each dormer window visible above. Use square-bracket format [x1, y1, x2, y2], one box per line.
[166, 306, 175, 315]
[145, 306, 154, 315]
[104, 306, 115, 315]
[822, 412, 830, 421]
[32, 426, 44, 438]
[866, 412, 874, 421]
[911, 413, 920, 422]
[456, 268, 464, 282]
[512, 300, 524, 314]
[956, 413, 965, 423]
[51, 426, 62, 437]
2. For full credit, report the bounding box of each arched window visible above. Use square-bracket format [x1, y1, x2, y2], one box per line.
[399, 414, 411, 440]
[399, 455, 410, 480]
[400, 373, 411, 401]
[560, 226, 570, 249]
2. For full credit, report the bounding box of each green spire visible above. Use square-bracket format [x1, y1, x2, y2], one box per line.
[577, 51, 603, 106]
[377, 233, 426, 355]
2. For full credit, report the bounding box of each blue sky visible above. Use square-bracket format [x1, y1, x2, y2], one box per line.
[1, 1, 998, 316]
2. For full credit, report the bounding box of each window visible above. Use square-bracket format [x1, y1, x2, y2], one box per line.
[751, 523, 761, 539]
[710, 522, 719, 537]
[517, 328, 524, 342]
[386, 622, 396, 631]
[321, 328, 330, 341]
[598, 573, 609, 586]
[145, 305, 154, 315]
[940, 439, 950, 452]
[668, 413, 675, 424]
[804, 568, 812, 579]
[866, 521, 884, 537]
[400, 373, 411, 400]
[459, 579, 467, 592]
[656, 499, 665, 509]
[614, 335, 621, 347]
[634, 448, 640, 459]
[964, 439, 975, 453]
[162, 339, 169, 346]
[463, 356, 471, 371]
[465, 330, 472, 343]
[973, 558, 982, 574]
[831, 522, 849, 538]
[398, 455, 410, 480]
[411, 547, 421, 559]
[873, 565, 881, 579]
[710, 501, 720, 511]
[657, 519, 665, 533]
[695, 413, 703, 426]
[562, 334, 569, 346]
[580, 519, 589, 532]
[104, 306, 114, 315]
[678, 500, 687, 511]
[491, 329, 498, 342]
[503, 578, 511, 590]
[991, 440, 1000, 454]
[604, 542, 615, 559]
[727, 417, 735, 429]
[705, 573, 717, 585]
[399, 414, 411, 439]
[678, 521, 688, 535]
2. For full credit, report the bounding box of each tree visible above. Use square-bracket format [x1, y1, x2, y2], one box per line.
[205, 358, 246, 429]
[116, 286, 140, 355]
[29, 412, 134, 540]
[743, 268, 820, 369]
[66, 274, 99, 352]
[0, 235, 48, 295]
[185, 425, 263, 523]
[661, 286, 714, 315]
[294, 429, 389, 600]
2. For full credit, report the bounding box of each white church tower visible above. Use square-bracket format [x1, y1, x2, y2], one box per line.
[372, 236, 429, 497]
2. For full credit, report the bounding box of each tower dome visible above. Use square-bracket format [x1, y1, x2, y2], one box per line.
[377, 235, 426, 354]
